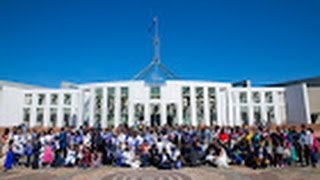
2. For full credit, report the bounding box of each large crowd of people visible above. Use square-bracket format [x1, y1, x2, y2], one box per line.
[0, 123, 319, 171]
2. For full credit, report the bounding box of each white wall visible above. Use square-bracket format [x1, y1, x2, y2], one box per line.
[231, 87, 286, 126]
[22, 89, 80, 127]
[285, 83, 311, 124]
[0, 79, 302, 128]
[79, 80, 231, 127]
[0, 86, 24, 127]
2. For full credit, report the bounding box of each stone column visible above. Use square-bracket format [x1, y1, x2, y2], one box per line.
[30, 93, 37, 127]
[43, 93, 50, 127]
[161, 103, 166, 126]
[57, 92, 64, 127]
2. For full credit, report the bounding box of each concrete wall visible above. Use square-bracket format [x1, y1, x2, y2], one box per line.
[0, 80, 298, 128]
[308, 87, 320, 123]
[231, 87, 286, 126]
[0, 86, 24, 127]
[285, 83, 311, 124]
[308, 87, 320, 114]
[78, 80, 231, 127]
[22, 89, 80, 127]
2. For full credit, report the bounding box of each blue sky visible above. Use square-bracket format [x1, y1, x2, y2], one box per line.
[0, 0, 319, 87]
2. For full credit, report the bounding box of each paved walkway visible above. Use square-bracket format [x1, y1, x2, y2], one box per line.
[102, 170, 192, 180]
[1, 166, 320, 180]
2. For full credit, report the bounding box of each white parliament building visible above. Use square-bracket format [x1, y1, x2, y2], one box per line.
[0, 18, 313, 128]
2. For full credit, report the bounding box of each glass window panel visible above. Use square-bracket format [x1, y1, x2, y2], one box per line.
[182, 87, 191, 125]
[63, 108, 71, 127]
[83, 89, 91, 126]
[252, 92, 260, 103]
[134, 104, 144, 122]
[107, 87, 115, 126]
[265, 92, 273, 103]
[25, 94, 32, 105]
[254, 106, 262, 125]
[267, 106, 275, 124]
[239, 92, 247, 103]
[38, 94, 45, 105]
[240, 106, 249, 125]
[208, 87, 217, 125]
[196, 87, 204, 125]
[36, 108, 44, 126]
[150, 104, 161, 126]
[150, 86, 161, 99]
[120, 87, 129, 124]
[23, 108, 30, 125]
[50, 108, 57, 127]
[166, 103, 177, 126]
[94, 88, 103, 127]
[64, 94, 72, 105]
[51, 94, 58, 105]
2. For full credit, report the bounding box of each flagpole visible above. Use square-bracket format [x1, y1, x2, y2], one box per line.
[132, 16, 179, 81]
[153, 16, 160, 65]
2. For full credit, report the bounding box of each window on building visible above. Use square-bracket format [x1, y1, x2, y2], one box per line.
[94, 88, 103, 127]
[166, 103, 177, 126]
[182, 87, 191, 125]
[254, 106, 262, 125]
[82, 89, 91, 126]
[51, 94, 58, 105]
[38, 94, 46, 105]
[120, 87, 129, 125]
[63, 108, 71, 127]
[25, 94, 32, 105]
[150, 103, 161, 126]
[208, 87, 217, 125]
[267, 106, 275, 124]
[134, 103, 144, 122]
[23, 108, 30, 126]
[150, 86, 161, 99]
[239, 92, 247, 103]
[240, 106, 249, 125]
[36, 108, 44, 126]
[196, 87, 204, 125]
[265, 92, 273, 103]
[64, 94, 72, 105]
[50, 108, 57, 127]
[252, 92, 260, 103]
[107, 87, 115, 126]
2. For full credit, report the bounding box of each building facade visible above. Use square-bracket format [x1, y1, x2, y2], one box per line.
[0, 80, 290, 128]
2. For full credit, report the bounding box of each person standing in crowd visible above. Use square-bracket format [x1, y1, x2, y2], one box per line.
[59, 128, 68, 158]
[0, 123, 319, 171]
[310, 128, 318, 167]
[31, 134, 41, 169]
[3, 140, 14, 171]
[24, 139, 33, 167]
